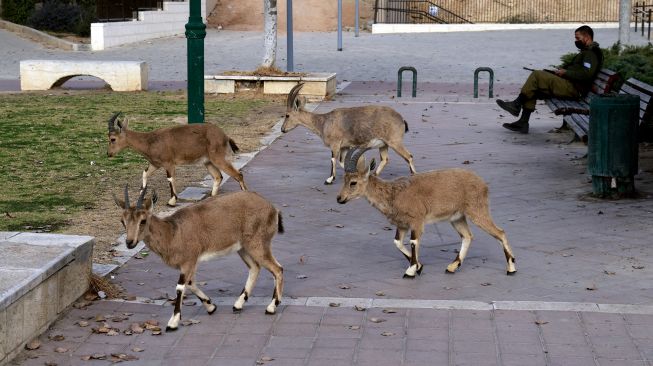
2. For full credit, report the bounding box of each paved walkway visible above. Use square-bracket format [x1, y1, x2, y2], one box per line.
[4, 25, 653, 366]
[11, 82, 653, 365]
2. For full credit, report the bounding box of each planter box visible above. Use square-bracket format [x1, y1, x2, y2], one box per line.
[204, 73, 337, 101]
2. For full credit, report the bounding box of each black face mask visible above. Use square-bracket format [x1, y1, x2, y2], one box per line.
[575, 40, 586, 49]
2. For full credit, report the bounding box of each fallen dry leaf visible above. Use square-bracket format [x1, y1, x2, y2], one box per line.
[296, 274, 308, 279]
[347, 325, 361, 330]
[329, 302, 341, 307]
[354, 305, 366, 311]
[339, 284, 351, 290]
[604, 270, 616, 275]
[369, 317, 386, 323]
[335, 224, 344, 228]
[381, 331, 395, 336]
[535, 320, 549, 325]
[78, 320, 89, 327]
[132, 347, 144, 353]
[49, 334, 65, 341]
[54, 347, 68, 353]
[25, 340, 41, 350]
[480, 283, 492, 287]
[633, 265, 645, 270]
[375, 291, 386, 296]
[95, 315, 106, 322]
[90, 353, 107, 360]
[144, 319, 159, 326]
[382, 309, 397, 314]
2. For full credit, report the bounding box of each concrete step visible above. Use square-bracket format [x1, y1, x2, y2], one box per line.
[0, 232, 93, 365]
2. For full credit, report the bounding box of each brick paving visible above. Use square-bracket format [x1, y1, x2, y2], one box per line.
[10, 82, 653, 365]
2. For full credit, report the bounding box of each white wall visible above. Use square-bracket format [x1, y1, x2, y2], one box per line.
[91, 0, 207, 50]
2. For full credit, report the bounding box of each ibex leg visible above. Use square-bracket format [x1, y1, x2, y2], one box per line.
[447, 217, 473, 274]
[141, 164, 157, 191]
[393, 228, 411, 262]
[167, 272, 188, 331]
[188, 274, 216, 314]
[467, 207, 517, 275]
[325, 146, 341, 185]
[204, 162, 223, 197]
[248, 245, 284, 315]
[213, 158, 247, 192]
[165, 168, 178, 206]
[233, 250, 260, 312]
[404, 227, 423, 278]
[389, 143, 416, 174]
[375, 145, 390, 175]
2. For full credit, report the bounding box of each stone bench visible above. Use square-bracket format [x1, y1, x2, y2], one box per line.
[205, 73, 337, 101]
[20, 60, 149, 91]
[0, 232, 93, 365]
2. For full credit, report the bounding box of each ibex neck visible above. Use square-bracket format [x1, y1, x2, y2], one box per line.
[125, 130, 153, 155]
[142, 215, 174, 261]
[298, 111, 325, 138]
[364, 176, 396, 218]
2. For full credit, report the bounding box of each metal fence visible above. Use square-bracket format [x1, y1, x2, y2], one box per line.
[375, 0, 620, 24]
[96, 0, 166, 22]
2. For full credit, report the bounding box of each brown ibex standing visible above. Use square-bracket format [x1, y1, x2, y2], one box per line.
[336, 148, 516, 278]
[107, 112, 247, 206]
[114, 186, 284, 331]
[281, 84, 417, 185]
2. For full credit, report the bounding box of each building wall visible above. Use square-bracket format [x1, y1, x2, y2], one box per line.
[207, 0, 375, 32]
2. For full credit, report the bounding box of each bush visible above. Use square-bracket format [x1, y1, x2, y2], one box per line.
[560, 43, 653, 88]
[27, 1, 82, 33]
[1, 0, 38, 25]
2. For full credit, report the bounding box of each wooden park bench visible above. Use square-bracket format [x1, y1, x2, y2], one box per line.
[546, 68, 621, 142]
[550, 77, 653, 143]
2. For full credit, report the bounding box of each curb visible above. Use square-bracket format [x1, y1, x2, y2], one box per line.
[0, 19, 91, 51]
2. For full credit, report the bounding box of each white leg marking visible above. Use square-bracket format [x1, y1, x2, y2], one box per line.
[266, 300, 277, 314]
[325, 176, 335, 184]
[167, 196, 177, 206]
[507, 258, 517, 273]
[394, 239, 411, 258]
[212, 180, 219, 196]
[405, 264, 418, 277]
[167, 313, 181, 329]
[142, 170, 148, 188]
[233, 293, 247, 310]
[176, 284, 185, 292]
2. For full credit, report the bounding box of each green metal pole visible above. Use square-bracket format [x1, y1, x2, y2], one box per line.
[186, 0, 206, 123]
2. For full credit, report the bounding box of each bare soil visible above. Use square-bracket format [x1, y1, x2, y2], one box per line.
[63, 93, 286, 265]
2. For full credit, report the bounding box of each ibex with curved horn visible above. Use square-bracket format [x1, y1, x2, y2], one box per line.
[114, 185, 285, 331]
[281, 84, 417, 185]
[107, 112, 247, 206]
[336, 148, 516, 278]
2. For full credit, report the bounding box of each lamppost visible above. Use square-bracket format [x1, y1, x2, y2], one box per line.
[186, 0, 206, 123]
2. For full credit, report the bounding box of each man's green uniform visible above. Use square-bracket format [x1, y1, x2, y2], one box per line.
[520, 41, 603, 110]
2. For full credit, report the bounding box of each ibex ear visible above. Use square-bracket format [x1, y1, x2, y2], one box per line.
[112, 194, 125, 209]
[146, 190, 158, 209]
[369, 158, 376, 175]
[117, 117, 128, 131]
[298, 96, 307, 109]
[356, 156, 367, 173]
[292, 98, 301, 111]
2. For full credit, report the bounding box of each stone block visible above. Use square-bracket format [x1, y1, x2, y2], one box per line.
[57, 250, 92, 314]
[20, 60, 148, 91]
[205, 79, 235, 93]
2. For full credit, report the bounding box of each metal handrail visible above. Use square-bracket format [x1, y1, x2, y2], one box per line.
[375, 0, 473, 24]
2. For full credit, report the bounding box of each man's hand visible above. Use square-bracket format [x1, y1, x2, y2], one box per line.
[555, 69, 567, 77]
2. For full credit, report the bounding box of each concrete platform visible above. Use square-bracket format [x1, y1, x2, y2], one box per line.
[0, 232, 93, 365]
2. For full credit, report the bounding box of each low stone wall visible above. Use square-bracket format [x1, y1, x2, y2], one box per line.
[205, 73, 337, 100]
[0, 232, 94, 365]
[91, 1, 206, 50]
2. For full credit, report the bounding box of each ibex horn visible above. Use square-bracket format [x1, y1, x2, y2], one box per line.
[123, 184, 130, 208]
[136, 186, 148, 209]
[286, 83, 304, 111]
[108, 112, 122, 132]
[344, 147, 371, 173]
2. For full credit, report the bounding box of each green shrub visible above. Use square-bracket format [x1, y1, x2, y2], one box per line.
[559, 43, 653, 87]
[28, 0, 82, 33]
[1, 0, 38, 25]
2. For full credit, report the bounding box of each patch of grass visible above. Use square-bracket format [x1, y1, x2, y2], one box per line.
[0, 90, 278, 232]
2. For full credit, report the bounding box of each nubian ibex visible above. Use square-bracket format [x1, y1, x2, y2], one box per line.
[114, 186, 284, 331]
[107, 112, 247, 206]
[281, 83, 416, 185]
[336, 148, 516, 278]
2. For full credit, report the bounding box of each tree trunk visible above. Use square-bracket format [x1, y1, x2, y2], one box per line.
[262, 0, 278, 68]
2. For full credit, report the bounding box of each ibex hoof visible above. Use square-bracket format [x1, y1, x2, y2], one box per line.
[403, 273, 416, 279]
[265, 309, 276, 315]
[445, 269, 456, 275]
[232, 306, 242, 313]
[506, 270, 517, 276]
[417, 265, 423, 275]
[165, 326, 178, 332]
[207, 305, 217, 315]
[324, 180, 334, 185]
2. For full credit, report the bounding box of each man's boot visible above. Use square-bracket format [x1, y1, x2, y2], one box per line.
[502, 109, 532, 134]
[496, 94, 525, 117]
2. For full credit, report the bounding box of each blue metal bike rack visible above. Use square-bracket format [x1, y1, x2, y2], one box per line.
[474, 67, 494, 98]
[397, 66, 417, 98]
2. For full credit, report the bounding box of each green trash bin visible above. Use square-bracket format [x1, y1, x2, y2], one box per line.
[587, 94, 640, 197]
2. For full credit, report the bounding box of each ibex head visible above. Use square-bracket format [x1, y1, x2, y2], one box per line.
[336, 147, 376, 204]
[107, 112, 129, 157]
[281, 83, 307, 133]
[113, 185, 158, 249]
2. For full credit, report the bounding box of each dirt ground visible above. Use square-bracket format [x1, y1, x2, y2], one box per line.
[63, 94, 286, 265]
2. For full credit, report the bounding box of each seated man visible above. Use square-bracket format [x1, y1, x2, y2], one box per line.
[496, 25, 603, 134]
